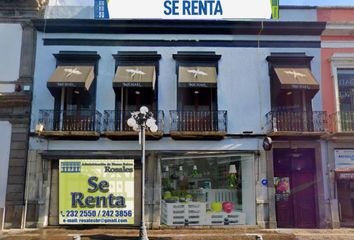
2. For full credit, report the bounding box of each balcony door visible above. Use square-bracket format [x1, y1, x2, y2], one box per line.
[58, 88, 95, 131]
[177, 87, 217, 131]
[115, 87, 155, 131]
[336, 69, 354, 131]
[53, 87, 94, 131]
[272, 90, 314, 131]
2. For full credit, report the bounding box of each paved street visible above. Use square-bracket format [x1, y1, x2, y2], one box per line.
[2, 228, 354, 240]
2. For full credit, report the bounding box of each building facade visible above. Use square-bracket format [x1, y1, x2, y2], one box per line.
[318, 7, 354, 228]
[23, 5, 332, 229]
[0, 0, 45, 229]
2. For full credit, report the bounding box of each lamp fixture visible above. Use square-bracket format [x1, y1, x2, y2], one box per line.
[229, 164, 237, 174]
[35, 123, 44, 133]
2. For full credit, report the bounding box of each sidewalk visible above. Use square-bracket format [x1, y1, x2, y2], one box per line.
[1, 227, 354, 240]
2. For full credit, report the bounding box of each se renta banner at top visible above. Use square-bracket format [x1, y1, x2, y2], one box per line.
[59, 159, 134, 225]
[93, 0, 276, 20]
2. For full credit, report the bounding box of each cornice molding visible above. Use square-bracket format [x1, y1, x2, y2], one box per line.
[32, 19, 326, 36]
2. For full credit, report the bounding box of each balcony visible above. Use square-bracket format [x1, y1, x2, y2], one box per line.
[103, 110, 164, 139]
[169, 110, 227, 139]
[265, 111, 327, 137]
[329, 111, 354, 137]
[37, 110, 102, 139]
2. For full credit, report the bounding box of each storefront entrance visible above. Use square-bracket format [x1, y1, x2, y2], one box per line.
[337, 179, 354, 227]
[273, 148, 317, 228]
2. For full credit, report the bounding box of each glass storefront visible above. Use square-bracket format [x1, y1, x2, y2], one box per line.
[160, 154, 255, 226]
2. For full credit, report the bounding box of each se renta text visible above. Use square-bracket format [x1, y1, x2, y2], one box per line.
[70, 176, 126, 208]
[164, 0, 223, 16]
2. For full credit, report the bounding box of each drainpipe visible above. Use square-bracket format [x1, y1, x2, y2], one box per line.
[1, 206, 5, 230]
[22, 154, 31, 229]
[257, 21, 264, 48]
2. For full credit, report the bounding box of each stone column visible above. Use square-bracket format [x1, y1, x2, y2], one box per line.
[145, 152, 160, 229]
[256, 150, 268, 228]
[266, 149, 277, 228]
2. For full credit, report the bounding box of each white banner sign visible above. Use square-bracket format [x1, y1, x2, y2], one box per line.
[49, 0, 273, 19]
[335, 149, 354, 170]
[108, 0, 271, 19]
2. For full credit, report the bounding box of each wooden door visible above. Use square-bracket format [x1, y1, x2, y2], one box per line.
[292, 172, 316, 228]
[274, 149, 294, 227]
[275, 175, 294, 228]
[274, 148, 317, 228]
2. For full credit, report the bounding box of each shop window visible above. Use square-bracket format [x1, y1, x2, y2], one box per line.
[160, 155, 255, 226]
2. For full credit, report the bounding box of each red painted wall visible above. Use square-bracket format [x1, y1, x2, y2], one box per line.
[318, 8, 354, 117]
[318, 8, 354, 22]
[321, 49, 354, 115]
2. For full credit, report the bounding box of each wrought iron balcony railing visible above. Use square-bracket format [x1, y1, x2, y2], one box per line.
[169, 110, 227, 132]
[330, 111, 354, 132]
[265, 111, 327, 133]
[38, 110, 102, 132]
[103, 110, 164, 133]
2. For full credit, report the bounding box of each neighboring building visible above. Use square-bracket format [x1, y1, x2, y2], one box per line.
[318, 7, 354, 228]
[24, 5, 330, 229]
[0, 0, 45, 229]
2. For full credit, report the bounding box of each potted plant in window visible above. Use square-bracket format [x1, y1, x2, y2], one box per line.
[227, 164, 239, 188]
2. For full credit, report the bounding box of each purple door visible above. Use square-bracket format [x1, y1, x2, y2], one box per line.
[274, 148, 317, 228]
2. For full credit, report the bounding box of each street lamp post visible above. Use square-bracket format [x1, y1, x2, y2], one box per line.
[127, 106, 158, 240]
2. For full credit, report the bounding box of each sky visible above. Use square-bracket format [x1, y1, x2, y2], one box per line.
[281, 0, 354, 6]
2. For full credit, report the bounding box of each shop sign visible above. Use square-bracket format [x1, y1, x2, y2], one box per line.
[93, 0, 274, 19]
[336, 172, 354, 180]
[335, 149, 354, 170]
[59, 159, 134, 225]
[274, 177, 290, 201]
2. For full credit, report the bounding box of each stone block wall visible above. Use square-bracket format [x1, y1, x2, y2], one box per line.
[0, 0, 45, 229]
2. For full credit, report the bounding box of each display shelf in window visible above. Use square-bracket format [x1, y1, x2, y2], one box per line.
[161, 200, 206, 226]
[206, 211, 246, 225]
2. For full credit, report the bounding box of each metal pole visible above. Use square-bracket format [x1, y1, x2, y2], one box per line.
[139, 125, 149, 240]
[1, 206, 5, 230]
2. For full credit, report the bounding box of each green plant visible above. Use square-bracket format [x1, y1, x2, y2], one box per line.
[191, 168, 200, 177]
[162, 178, 172, 191]
[227, 174, 239, 188]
